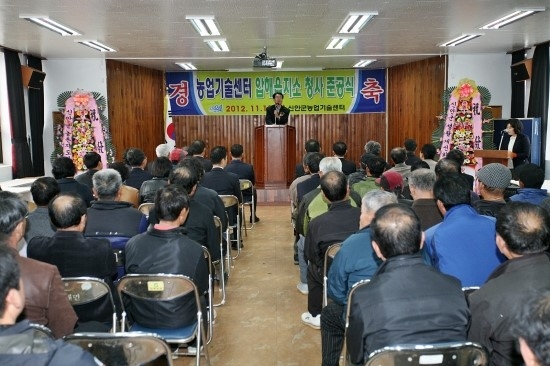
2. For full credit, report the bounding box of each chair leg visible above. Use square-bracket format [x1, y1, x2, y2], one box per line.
[232, 215, 241, 260]
[213, 259, 226, 307]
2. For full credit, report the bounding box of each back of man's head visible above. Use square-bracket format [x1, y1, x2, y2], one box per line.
[230, 144, 244, 158]
[49, 192, 87, 229]
[155, 143, 171, 158]
[446, 149, 465, 166]
[515, 291, 550, 366]
[435, 158, 460, 177]
[125, 148, 146, 167]
[151, 157, 172, 178]
[390, 147, 406, 164]
[362, 190, 398, 216]
[517, 164, 545, 189]
[178, 157, 205, 182]
[421, 144, 437, 160]
[306, 152, 324, 174]
[408, 168, 436, 192]
[305, 139, 321, 153]
[83, 152, 102, 170]
[30, 177, 60, 206]
[411, 160, 430, 171]
[319, 157, 342, 174]
[364, 156, 387, 178]
[93, 169, 122, 200]
[332, 141, 347, 156]
[371, 204, 422, 258]
[170, 166, 198, 194]
[404, 139, 417, 152]
[320, 171, 348, 203]
[496, 201, 550, 255]
[364, 141, 381, 155]
[108, 162, 130, 182]
[155, 185, 190, 221]
[209, 146, 227, 165]
[0, 245, 21, 319]
[0, 191, 27, 244]
[433, 174, 470, 209]
[52, 157, 76, 179]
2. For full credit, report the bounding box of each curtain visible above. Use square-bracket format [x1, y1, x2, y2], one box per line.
[527, 42, 549, 171]
[3, 49, 34, 178]
[510, 50, 525, 118]
[27, 56, 45, 176]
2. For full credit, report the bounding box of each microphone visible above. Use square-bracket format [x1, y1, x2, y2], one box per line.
[500, 129, 507, 135]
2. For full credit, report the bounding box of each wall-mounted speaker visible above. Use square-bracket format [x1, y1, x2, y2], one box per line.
[21, 65, 46, 89]
[511, 58, 532, 82]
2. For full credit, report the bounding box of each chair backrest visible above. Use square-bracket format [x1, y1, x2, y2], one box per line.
[64, 332, 173, 366]
[62, 277, 118, 332]
[345, 279, 371, 328]
[219, 195, 239, 209]
[0, 324, 55, 355]
[138, 202, 155, 217]
[239, 179, 253, 191]
[85, 233, 132, 279]
[324, 243, 342, 277]
[365, 341, 489, 366]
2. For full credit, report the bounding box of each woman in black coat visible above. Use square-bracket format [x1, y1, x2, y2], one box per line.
[501, 118, 530, 169]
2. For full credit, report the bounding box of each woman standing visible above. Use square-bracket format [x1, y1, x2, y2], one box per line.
[502, 118, 530, 169]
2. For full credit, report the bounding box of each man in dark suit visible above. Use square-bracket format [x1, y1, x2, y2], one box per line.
[225, 144, 259, 223]
[51, 157, 94, 207]
[265, 92, 290, 125]
[295, 139, 321, 178]
[332, 141, 356, 175]
[296, 152, 324, 203]
[188, 140, 213, 173]
[124, 148, 152, 190]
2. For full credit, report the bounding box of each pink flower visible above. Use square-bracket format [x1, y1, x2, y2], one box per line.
[459, 84, 474, 98]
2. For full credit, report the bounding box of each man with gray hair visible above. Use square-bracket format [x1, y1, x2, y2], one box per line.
[85, 168, 148, 237]
[155, 143, 172, 158]
[321, 190, 397, 366]
[408, 168, 442, 230]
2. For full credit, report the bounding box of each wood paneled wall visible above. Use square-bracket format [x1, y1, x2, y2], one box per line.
[106, 60, 165, 161]
[387, 56, 447, 154]
[174, 113, 386, 168]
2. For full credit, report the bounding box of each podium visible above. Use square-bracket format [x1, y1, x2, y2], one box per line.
[254, 125, 296, 188]
[474, 150, 509, 166]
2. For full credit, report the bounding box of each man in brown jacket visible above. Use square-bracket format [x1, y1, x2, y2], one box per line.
[0, 191, 77, 338]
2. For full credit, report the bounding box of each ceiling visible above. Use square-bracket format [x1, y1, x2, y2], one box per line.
[0, 0, 549, 72]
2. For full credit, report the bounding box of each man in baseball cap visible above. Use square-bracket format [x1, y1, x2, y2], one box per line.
[473, 163, 511, 217]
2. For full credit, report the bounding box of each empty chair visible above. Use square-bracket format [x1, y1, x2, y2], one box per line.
[64, 332, 173, 366]
[323, 242, 342, 307]
[219, 195, 241, 261]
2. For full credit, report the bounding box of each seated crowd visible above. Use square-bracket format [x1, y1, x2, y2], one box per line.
[1, 136, 550, 366]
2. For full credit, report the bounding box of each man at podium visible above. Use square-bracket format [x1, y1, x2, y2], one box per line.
[265, 92, 290, 125]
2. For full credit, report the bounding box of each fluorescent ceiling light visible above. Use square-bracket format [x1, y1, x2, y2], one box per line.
[186, 16, 221, 36]
[20, 15, 80, 36]
[77, 40, 116, 52]
[326, 37, 354, 50]
[338, 12, 378, 34]
[205, 39, 230, 52]
[438, 34, 482, 47]
[353, 59, 376, 68]
[480, 8, 545, 29]
[176, 62, 197, 70]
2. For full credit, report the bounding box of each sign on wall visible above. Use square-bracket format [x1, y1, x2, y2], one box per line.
[166, 69, 386, 116]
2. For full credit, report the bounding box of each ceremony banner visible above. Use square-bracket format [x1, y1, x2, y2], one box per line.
[166, 69, 385, 116]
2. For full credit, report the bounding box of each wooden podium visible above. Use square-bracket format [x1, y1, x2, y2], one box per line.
[254, 125, 296, 188]
[474, 150, 509, 166]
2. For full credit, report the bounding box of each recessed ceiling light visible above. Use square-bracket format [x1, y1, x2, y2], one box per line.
[438, 34, 482, 47]
[205, 39, 230, 52]
[353, 59, 376, 68]
[186, 16, 221, 36]
[20, 15, 80, 36]
[480, 8, 545, 29]
[76, 40, 116, 52]
[176, 62, 197, 70]
[326, 37, 354, 50]
[338, 12, 378, 34]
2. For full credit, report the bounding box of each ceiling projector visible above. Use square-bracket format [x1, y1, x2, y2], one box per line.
[253, 47, 276, 68]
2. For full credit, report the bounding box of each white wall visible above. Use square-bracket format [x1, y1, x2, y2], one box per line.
[42, 59, 107, 175]
[448, 53, 512, 118]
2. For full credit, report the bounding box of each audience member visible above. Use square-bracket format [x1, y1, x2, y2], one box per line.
[170, 148, 184, 165]
[425, 174, 505, 286]
[468, 202, 550, 366]
[0, 191, 76, 338]
[124, 148, 153, 190]
[408, 168, 442, 230]
[290, 153, 313, 212]
[302, 171, 361, 329]
[509, 163, 548, 205]
[377, 170, 408, 203]
[0, 246, 97, 364]
[321, 190, 396, 365]
[125, 185, 209, 329]
[25, 177, 59, 242]
[514, 291, 550, 366]
[85, 169, 148, 237]
[75, 152, 102, 190]
[225, 143, 259, 223]
[387, 147, 411, 183]
[28, 192, 117, 325]
[108, 161, 139, 207]
[155, 143, 172, 158]
[295, 139, 321, 178]
[359, 140, 382, 166]
[139, 157, 171, 203]
[296, 152, 324, 203]
[446, 149, 475, 188]
[401, 160, 430, 200]
[473, 163, 511, 217]
[51, 156, 93, 206]
[346, 204, 469, 365]
[188, 140, 213, 173]
[350, 155, 386, 198]
[332, 141, 356, 175]
[404, 138, 422, 166]
[420, 143, 438, 170]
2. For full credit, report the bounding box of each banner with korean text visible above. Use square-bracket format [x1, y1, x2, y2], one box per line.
[166, 69, 385, 116]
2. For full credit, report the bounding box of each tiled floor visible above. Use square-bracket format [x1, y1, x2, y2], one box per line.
[175, 204, 321, 365]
